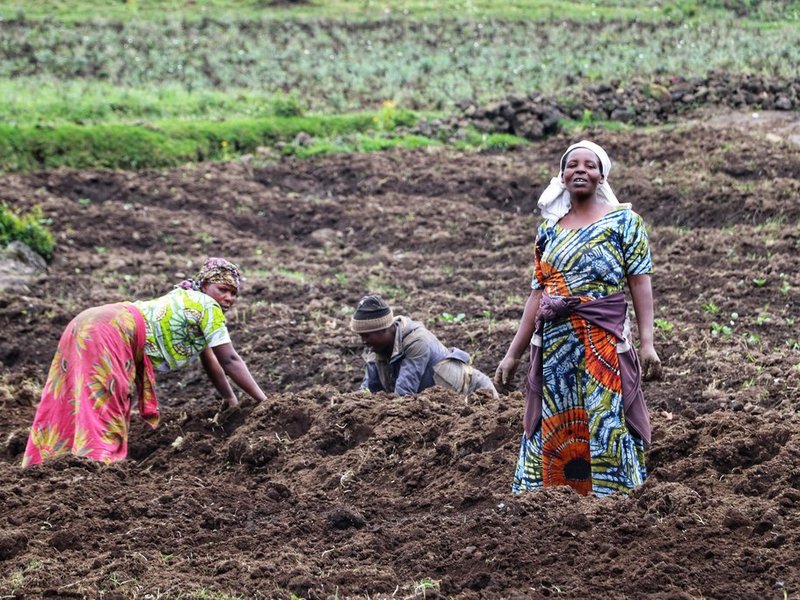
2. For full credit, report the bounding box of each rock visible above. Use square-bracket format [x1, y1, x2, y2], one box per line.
[293, 132, 313, 147]
[610, 107, 636, 123]
[775, 96, 793, 110]
[514, 114, 544, 140]
[0, 241, 48, 294]
[507, 93, 528, 108]
[483, 101, 502, 117]
[2, 241, 47, 272]
[540, 107, 565, 134]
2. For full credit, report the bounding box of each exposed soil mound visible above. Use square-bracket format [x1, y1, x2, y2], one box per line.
[2, 113, 800, 597]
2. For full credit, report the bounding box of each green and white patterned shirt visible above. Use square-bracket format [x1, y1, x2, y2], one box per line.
[135, 289, 230, 373]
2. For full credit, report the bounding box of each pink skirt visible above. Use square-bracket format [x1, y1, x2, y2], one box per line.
[22, 303, 159, 467]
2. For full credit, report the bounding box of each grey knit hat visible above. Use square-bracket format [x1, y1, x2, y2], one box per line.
[350, 295, 395, 333]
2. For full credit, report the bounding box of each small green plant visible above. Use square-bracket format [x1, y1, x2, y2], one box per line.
[5, 570, 25, 593]
[374, 99, 398, 132]
[413, 577, 441, 598]
[654, 318, 674, 334]
[219, 139, 234, 160]
[272, 93, 304, 118]
[742, 332, 761, 347]
[197, 231, 216, 247]
[701, 301, 720, 315]
[711, 322, 733, 337]
[439, 312, 466, 324]
[0, 204, 56, 259]
[752, 277, 767, 287]
[780, 278, 791, 295]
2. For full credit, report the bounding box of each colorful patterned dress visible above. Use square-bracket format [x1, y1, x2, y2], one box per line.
[512, 207, 652, 496]
[22, 303, 159, 467]
[23, 289, 230, 467]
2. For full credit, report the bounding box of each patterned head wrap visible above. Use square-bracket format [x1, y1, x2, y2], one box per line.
[536, 140, 625, 225]
[177, 257, 241, 293]
[350, 295, 395, 334]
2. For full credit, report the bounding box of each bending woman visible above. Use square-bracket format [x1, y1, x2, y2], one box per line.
[495, 140, 662, 497]
[23, 257, 266, 467]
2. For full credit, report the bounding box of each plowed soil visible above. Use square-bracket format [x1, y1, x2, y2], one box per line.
[2, 113, 800, 599]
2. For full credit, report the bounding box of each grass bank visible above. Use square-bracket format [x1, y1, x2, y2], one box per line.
[0, 110, 425, 171]
[0, 108, 530, 172]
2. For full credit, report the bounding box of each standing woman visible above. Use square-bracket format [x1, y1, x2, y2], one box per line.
[495, 141, 662, 496]
[23, 257, 267, 467]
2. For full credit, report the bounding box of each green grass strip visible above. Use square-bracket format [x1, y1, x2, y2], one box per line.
[0, 111, 420, 171]
[284, 133, 441, 159]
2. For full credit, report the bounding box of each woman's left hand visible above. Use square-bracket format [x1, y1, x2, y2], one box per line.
[222, 395, 240, 410]
[640, 345, 663, 381]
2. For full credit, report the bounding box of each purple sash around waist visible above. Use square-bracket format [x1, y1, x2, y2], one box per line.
[523, 291, 652, 445]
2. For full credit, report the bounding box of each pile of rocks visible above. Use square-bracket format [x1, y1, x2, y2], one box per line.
[410, 71, 800, 142]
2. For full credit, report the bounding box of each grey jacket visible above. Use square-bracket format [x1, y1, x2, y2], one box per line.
[361, 316, 467, 395]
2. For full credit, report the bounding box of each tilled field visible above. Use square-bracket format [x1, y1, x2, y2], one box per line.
[2, 114, 800, 598]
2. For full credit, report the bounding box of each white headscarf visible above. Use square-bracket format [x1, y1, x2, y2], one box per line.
[536, 140, 626, 225]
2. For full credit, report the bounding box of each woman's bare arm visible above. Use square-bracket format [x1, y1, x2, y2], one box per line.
[209, 343, 267, 403]
[494, 289, 543, 388]
[628, 274, 663, 381]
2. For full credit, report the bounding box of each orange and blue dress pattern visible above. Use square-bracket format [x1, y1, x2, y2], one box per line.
[22, 303, 158, 467]
[512, 207, 651, 496]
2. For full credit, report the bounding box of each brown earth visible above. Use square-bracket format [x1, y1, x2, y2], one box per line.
[2, 112, 800, 599]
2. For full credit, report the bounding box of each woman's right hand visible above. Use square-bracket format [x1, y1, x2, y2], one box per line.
[494, 355, 521, 390]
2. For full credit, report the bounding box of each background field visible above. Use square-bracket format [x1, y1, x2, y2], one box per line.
[2, 1, 800, 599]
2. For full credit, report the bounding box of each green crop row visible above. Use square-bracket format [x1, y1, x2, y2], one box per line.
[2, 0, 798, 23]
[1, 17, 799, 115]
[0, 79, 305, 126]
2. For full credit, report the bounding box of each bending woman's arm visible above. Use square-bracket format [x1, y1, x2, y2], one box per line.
[201, 346, 239, 408]
[494, 289, 543, 388]
[628, 274, 663, 381]
[209, 343, 268, 403]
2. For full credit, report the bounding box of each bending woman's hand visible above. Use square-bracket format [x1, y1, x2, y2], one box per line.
[640, 344, 663, 381]
[494, 355, 521, 390]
